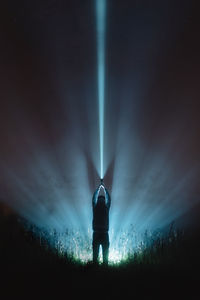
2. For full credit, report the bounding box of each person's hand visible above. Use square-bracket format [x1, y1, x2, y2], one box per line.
[100, 184, 105, 190]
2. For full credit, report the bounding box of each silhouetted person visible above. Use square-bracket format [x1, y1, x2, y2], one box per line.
[92, 182, 111, 265]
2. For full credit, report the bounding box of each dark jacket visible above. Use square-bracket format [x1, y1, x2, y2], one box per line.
[92, 187, 111, 232]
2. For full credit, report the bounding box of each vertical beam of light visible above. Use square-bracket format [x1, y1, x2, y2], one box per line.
[96, 0, 106, 179]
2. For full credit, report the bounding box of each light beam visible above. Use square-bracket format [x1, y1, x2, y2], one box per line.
[96, 0, 106, 179]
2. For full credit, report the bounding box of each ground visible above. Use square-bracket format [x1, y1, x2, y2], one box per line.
[0, 212, 200, 298]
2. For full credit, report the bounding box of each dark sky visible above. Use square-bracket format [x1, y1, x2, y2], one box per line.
[0, 0, 200, 228]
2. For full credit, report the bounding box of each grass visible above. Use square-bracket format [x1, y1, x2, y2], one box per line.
[0, 212, 200, 297]
[14, 216, 198, 274]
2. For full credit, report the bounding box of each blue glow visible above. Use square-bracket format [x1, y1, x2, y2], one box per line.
[0, 1, 199, 266]
[1, 114, 198, 264]
[96, 0, 106, 179]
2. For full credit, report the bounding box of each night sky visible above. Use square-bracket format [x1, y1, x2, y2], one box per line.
[0, 0, 200, 237]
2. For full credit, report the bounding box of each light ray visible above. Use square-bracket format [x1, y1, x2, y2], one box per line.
[96, 0, 106, 179]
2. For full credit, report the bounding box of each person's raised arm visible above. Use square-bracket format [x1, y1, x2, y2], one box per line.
[92, 185, 101, 208]
[104, 187, 111, 209]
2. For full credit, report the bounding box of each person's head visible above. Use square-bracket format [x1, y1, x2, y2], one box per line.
[97, 195, 106, 206]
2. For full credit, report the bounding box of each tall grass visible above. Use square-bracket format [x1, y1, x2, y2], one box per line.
[20, 218, 185, 267]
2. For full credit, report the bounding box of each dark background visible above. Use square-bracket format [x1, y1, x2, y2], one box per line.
[0, 0, 200, 212]
[0, 0, 200, 296]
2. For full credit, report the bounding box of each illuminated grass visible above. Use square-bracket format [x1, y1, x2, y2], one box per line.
[23, 221, 183, 267]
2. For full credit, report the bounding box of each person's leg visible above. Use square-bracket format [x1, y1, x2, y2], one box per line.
[102, 232, 109, 265]
[93, 232, 100, 264]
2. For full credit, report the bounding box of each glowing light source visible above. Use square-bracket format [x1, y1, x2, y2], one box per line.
[96, 0, 106, 179]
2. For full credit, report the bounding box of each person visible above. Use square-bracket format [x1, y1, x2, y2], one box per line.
[92, 181, 111, 265]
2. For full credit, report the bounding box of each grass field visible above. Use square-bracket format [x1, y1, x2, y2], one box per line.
[0, 212, 200, 297]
